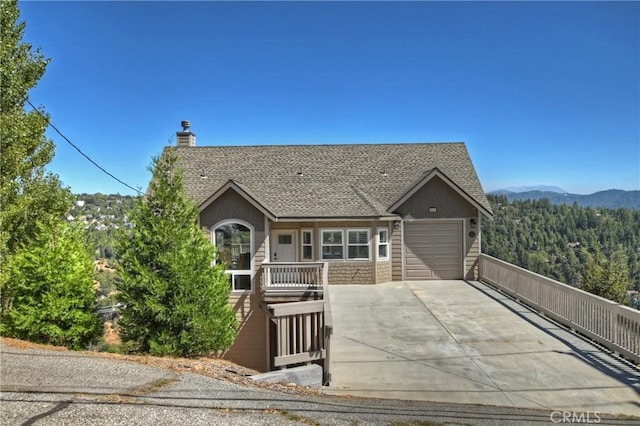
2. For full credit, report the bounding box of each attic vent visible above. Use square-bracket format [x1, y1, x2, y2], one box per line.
[380, 167, 388, 177]
[296, 167, 304, 177]
[200, 169, 208, 179]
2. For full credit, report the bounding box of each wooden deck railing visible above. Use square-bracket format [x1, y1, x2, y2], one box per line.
[264, 262, 332, 384]
[479, 254, 640, 364]
[261, 262, 324, 294]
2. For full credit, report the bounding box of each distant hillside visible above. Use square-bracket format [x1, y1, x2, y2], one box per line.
[489, 189, 640, 210]
[482, 195, 640, 307]
[68, 193, 139, 261]
[495, 185, 567, 194]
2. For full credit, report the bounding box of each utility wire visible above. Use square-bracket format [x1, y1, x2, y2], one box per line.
[25, 98, 144, 195]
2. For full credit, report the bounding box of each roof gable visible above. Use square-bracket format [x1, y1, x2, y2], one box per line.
[171, 142, 493, 219]
[200, 180, 277, 222]
[389, 168, 493, 219]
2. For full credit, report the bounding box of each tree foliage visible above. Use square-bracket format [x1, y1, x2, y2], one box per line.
[115, 150, 237, 356]
[581, 249, 631, 304]
[0, 0, 72, 259]
[483, 195, 639, 307]
[0, 222, 102, 349]
[0, 1, 100, 347]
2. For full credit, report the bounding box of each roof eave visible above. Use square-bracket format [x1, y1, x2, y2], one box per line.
[274, 215, 401, 223]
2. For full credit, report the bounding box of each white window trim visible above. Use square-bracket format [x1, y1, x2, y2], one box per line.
[212, 219, 254, 293]
[321, 229, 344, 261]
[319, 228, 375, 262]
[377, 227, 389, 261]
[347, 228, 371, 261]
[301, 228, 314, 261]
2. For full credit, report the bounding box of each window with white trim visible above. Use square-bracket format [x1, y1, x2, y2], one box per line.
[321, 230, 343, 260]
[377, 227, 389, 260]
[347, 229, 370, 260]
[214, 221, 252, 291]
[301, 229, 313, 260]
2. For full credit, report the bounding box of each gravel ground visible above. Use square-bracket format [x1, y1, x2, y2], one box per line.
[2, 338, 638, 426]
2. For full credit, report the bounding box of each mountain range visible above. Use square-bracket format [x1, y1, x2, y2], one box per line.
[489, 187, 640, 210]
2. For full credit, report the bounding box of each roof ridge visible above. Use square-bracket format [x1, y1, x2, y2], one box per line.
[175, 142, 466, 149]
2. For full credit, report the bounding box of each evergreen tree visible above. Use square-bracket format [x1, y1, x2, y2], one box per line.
[1, 1, 99, 345]
[116, 150, 237, 356]
[0, 0, 72, 260]
[483, 194, 640, 304]
[580, 248, 631, 304]
[0, 222, 102, 349]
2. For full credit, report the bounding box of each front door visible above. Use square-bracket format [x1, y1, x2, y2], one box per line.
[271, 230, 296, 262]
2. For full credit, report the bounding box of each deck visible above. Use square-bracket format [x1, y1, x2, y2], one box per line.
[260, 262, 332, 385]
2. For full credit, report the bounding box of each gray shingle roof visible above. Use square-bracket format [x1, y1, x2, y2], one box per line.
[170, 143, 493, 219]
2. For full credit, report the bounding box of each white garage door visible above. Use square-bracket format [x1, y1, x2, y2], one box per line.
[404, 221, 463, 280]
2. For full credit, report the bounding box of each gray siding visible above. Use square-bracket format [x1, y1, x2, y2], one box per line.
[391, 223, 403, 281]
[200, 189, 268, 372]
[394, 176, 477, 218]
[394, 177, 482, 280]
[200, 189, 265, 233]
[465, 214, 481, 280]
[223, 292, 268, 371]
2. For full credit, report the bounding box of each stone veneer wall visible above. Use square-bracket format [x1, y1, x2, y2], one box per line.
[376, 261, 392, 283]
[328, 262, 374, 284]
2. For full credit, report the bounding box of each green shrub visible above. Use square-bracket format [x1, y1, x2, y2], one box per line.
[1, 222, 102, 349]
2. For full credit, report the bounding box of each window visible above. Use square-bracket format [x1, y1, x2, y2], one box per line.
[301, 229, 313, 260]
[347, 229, 370, 260]
[214, 221, 252, 291]
[320, 228, 372, 261]
[321, 230, 343, 260]
[278, 234, 292, 244]
[377, 228, 389, 260]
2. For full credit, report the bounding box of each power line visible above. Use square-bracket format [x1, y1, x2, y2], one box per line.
[25, 98, 143, 195]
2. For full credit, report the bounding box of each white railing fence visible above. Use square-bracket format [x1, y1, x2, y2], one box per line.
[479, 254, 640, 364]
[261, 262, 324, 291]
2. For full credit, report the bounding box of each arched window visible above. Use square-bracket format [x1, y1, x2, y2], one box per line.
[213, 221, 253, 292]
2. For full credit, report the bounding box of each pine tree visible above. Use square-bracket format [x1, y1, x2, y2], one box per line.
[1, 222, 102, 349]
[116, 150, 237, 356]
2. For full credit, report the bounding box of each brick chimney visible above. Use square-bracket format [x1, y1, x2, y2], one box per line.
[176, 120, 196, 147]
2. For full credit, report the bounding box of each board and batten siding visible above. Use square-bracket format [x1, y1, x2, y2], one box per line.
[393, 175, 482, 281]
[393, 175, 477, 219]
[199, 188, 268, 372]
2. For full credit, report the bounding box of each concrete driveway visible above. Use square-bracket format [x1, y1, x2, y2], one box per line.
[325, 280, 640, 416]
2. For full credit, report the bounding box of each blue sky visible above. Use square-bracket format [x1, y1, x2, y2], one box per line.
[20, 1, 639, 196]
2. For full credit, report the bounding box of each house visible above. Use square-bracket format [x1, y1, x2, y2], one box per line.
[168, 121, 493, 373]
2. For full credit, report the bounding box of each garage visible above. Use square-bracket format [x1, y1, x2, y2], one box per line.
[403, 220, 463, 280]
